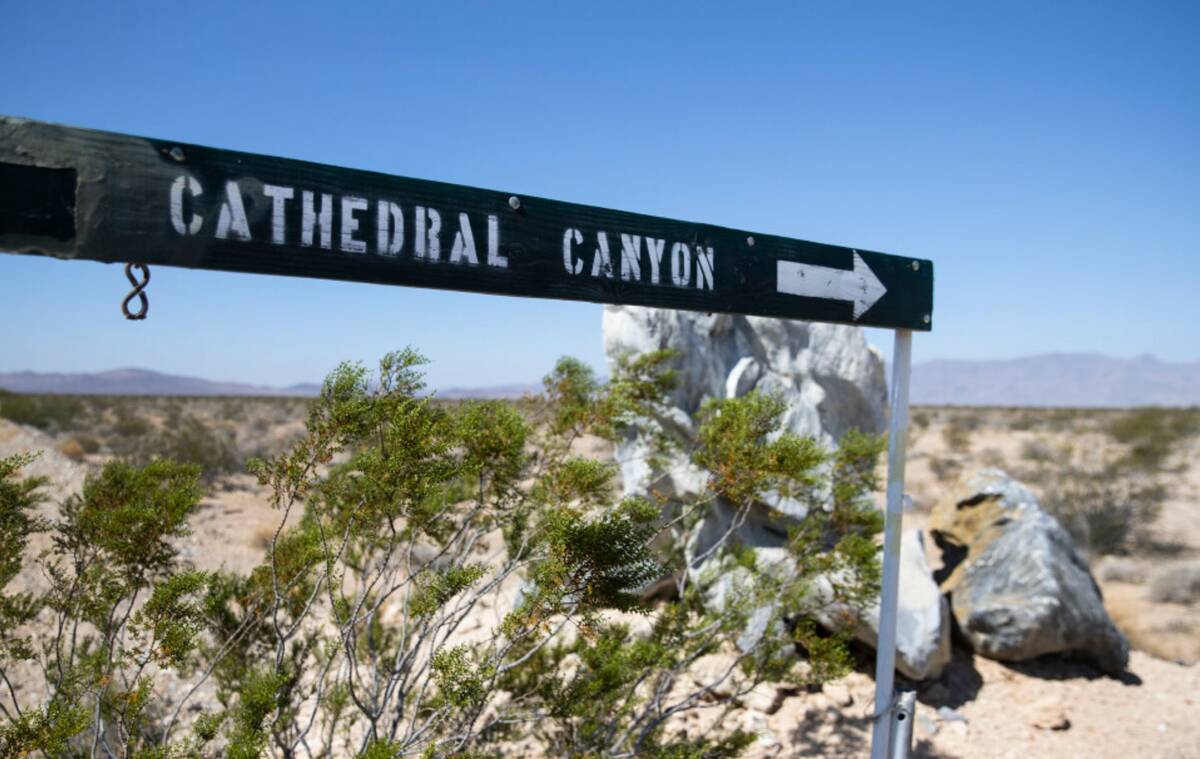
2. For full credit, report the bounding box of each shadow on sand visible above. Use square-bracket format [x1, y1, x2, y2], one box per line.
[782, 630, 1142, 757]
[784, 701, 959, 758]
[998, 653, 1143, 686]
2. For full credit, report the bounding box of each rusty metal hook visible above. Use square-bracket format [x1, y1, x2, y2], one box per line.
[121, 263, 150, 320]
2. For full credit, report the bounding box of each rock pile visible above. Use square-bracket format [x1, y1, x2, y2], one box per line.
[603, 305, 951, 680]
[603, 303, 888, 540]
[603, 306, 1133, 682]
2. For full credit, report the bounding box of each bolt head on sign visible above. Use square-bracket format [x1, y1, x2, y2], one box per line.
[0, 116, 933, 330]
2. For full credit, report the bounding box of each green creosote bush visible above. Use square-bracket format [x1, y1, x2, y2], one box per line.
[0, 347, 884, 758]
[156, 416, 240, 482]
[74, 435, 102, 455]
[0, 454, 206, 757]
[0, 391, 84, 432]
[928, 456, 962, 483]
[1042, 473, 1165, 556]
[109, 413, 241, 484]
[940, 420, 973, 453]
[112, 410, 152, 438]
[1020, 438, 1053, 462]
[1107, 407, 1200, 473]
[1009, 412, 1038, 432]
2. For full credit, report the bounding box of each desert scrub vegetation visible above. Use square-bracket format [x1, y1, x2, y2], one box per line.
[105, 413, 240, 484]
[0, 391, 84, 432]
[968, 406, 1200, 558]
[0, 349, 884, 758]
[1041, 475, 1166, 556]
[153, 416, 240, 483]
[111, 409, 152, 439]
[937, 408, 985, 455]
[1148, 563, 1200, 605]
[1049, 407, 1200, 555]
[0, 392, 314, 488]
[56, 438, 87, 462]
[1107, 407, 1200, 473]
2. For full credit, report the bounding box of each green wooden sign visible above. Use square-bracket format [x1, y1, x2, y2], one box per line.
[0, 116, 933, 330]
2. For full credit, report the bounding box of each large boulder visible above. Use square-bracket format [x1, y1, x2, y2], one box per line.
[603, 306, 888, 507]
[603, 304, 886, 565]
[853, 529, 952, 681]
[930, 469, 1129, 675]
[602, 306, 949, 679]
[695, 530, 951, 681]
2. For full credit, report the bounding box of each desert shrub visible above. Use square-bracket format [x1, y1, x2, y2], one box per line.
[219, 399, 244, 421]
[1094, 556, 1145, 584]
[0, 349, 883, 758]
[109, 413, 240, 483]
[155, 416, 240, 482]
[0, 456, 203, 756]
[0, 453, 47, 659]
[1148, 562, 1200, 605]
[1010, 412, 1038, 432]
[978, 447, 1006, 468]
[928, 456, 962, 483]
[1021, 438, 1054, 462]
[74, 435, 101, 455]
[57, 438, 86, 462]
[1108, 407, 1200, 472]
[911, 410, 930, 429]
[940, 418, 973, 453]
[1042, 474, 1165, 556]
[1048, 407, 1088, 429]
[0, 391, 83, 431]
[164, 402, 184, 430]
[112, 410, 152, 438]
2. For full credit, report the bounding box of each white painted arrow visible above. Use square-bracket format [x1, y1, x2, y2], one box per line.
[776, 251, 887, 320]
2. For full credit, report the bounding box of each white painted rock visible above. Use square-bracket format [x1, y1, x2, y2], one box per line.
[603, 306, 888, 462]
[852, 529, 952, 681]
[604, 306, 886, 595]
[804, 529, 951, 680]
[603, 305, 887, 539]
[602, 306, 950, 681]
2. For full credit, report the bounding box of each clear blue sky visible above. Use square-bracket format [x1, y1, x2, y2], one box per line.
[1, 1, 1196, 389]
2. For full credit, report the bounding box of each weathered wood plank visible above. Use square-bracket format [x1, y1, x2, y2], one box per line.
[0, 116, 933, 330]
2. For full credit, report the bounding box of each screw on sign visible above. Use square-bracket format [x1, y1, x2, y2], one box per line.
[0, 115, 933, 759]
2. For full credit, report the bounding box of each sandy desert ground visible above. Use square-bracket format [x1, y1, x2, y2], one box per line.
[1, 397, 1197, 758]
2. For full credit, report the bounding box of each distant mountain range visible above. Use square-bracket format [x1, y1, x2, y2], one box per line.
[436, 354, 1200, 407]
[910, 353, 1200, 407]
[0, 367, 536, 400]
[2, 353, 1197, 407]
[0, 368, 321, 397]
[438, 383, 539, 400]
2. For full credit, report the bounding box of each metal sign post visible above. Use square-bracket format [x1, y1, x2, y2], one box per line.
[0, 115, 932, 756]
[870, 329, 914, 759]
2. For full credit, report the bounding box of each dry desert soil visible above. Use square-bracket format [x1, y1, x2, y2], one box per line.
[1, 398, 1197, 758]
